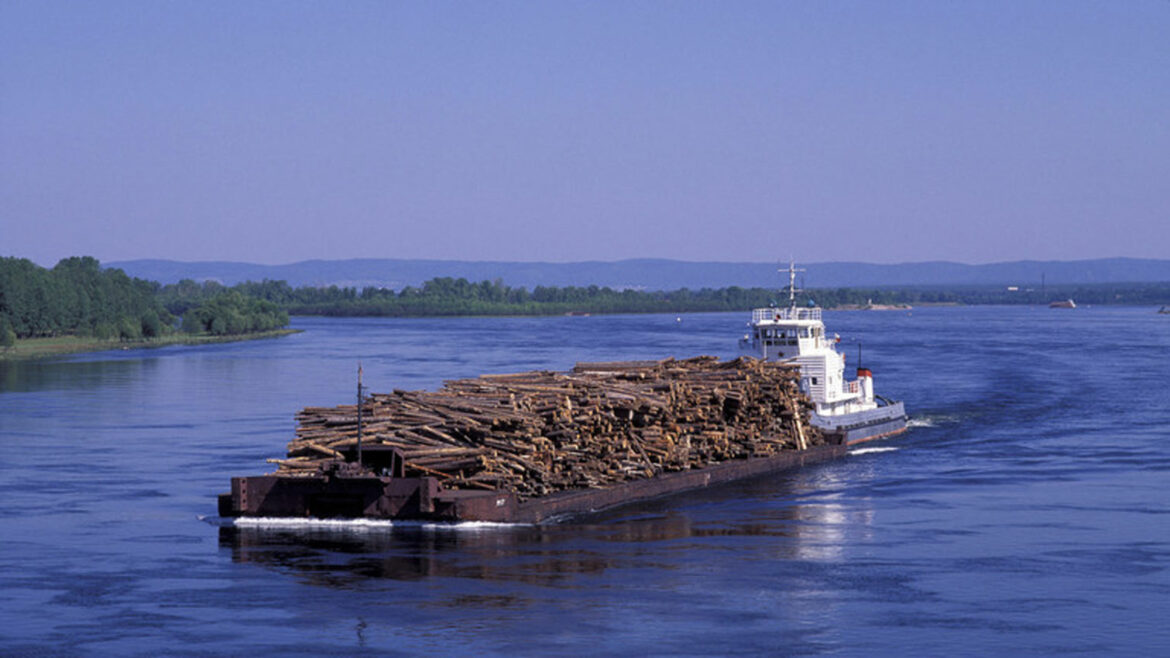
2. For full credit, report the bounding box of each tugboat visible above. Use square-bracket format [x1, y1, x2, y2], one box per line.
[739, 263, 908, 445]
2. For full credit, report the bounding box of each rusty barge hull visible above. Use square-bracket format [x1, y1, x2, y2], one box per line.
[219, 442, 848, 524]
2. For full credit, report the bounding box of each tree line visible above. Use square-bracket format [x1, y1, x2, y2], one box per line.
[0, 257, 289, 344]
[0, 256, 171, 342]
[157, 277, 791, 317]
[178, 291, 288, 335]
[801, 283, 1170, 308]
[160, 275, 1170, 319]
[5, 257, 1168, 349]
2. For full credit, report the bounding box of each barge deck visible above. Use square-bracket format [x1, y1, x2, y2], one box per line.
[219, 442, 847, 523]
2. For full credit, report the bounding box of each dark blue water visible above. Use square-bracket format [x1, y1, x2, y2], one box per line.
[1, 307, 1167, 655]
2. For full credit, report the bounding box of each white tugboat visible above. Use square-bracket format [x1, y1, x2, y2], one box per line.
[739, 263, 908, 445]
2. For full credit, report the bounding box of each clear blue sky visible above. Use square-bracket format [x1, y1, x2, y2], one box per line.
[2, 1, 1167, 266]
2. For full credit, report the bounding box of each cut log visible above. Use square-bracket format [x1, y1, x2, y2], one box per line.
[268, 356, 823, 501]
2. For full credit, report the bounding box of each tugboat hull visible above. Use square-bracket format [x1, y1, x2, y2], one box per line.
[812, 401, 907, 445]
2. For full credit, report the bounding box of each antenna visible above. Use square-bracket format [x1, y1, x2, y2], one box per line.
[356, 362, 364, 466]
[782, 260, 805, 308]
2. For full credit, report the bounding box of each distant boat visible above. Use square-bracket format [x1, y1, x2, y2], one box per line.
[1049, 299, 1076, 309]
[1158, 306, 1170, 315]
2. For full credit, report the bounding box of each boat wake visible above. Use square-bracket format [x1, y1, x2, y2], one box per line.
[907, 416, 943, 428]
[849, 446, 899, 456]
[198, 514, 527, 532]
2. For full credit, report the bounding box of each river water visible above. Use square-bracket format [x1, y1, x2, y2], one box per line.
[1, 307, 1167, 656]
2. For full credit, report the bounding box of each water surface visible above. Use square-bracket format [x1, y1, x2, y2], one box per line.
[1, 307, 1167, 655]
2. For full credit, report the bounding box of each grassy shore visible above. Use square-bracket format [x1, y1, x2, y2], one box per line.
[0, 329, 301, 361]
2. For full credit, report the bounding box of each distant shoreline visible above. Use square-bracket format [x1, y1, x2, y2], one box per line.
[831, 303, 915, 311]
[0, 329, 301, 361]
[107, 256, 1170, 290]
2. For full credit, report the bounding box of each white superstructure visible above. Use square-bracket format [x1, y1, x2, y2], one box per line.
[738, 263, 906, 443]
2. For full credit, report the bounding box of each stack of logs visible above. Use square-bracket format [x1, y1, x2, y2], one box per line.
[272, 356, 822, 500]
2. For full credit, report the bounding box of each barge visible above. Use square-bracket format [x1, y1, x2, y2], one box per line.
[219, 356, 866, 523]
[219, 441, 846, 523]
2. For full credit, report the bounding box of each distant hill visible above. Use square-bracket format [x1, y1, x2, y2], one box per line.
[106, 257, 1170, 291]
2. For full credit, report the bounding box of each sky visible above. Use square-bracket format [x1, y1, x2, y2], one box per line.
[1, 1, 1167, 267]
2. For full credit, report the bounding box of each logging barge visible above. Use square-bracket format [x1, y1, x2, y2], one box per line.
[219, 441, 847, 523]
[219, 357, 853, 523]
[738, 263, 907, 444]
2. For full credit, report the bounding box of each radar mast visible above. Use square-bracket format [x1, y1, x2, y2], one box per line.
[784, 261, 805, 309]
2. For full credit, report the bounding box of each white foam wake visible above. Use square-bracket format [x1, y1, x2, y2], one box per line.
[199, 515, 527, 531]
[849, 446, 899, 456]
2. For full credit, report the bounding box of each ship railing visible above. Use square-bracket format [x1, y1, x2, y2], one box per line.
[751, 307, 822, 323]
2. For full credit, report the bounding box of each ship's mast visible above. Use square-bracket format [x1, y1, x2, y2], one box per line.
[784, 261, 805, 309]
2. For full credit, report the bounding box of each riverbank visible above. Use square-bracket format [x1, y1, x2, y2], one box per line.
[832, 303, 915, 311]
[0, 329, 301, 361]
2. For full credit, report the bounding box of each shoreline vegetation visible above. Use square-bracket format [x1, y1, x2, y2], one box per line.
[1, 256, 294, 361]
[162, 276, 1170, 319]
[0, 329, 301, 361]
[4, 255, 1170, 360]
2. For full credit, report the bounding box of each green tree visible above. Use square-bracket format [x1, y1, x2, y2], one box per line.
[224, 309, 247, 335]
[118, 317, 141, 341]
[178, 290, 289, 336]
[0, 256, 172, 340]
[0, 318, 15, 351]
[140, 310, 162, 338]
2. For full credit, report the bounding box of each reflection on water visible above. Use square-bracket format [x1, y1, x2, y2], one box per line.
[219, 463, 878, 588]
[0, 355, 161, 394]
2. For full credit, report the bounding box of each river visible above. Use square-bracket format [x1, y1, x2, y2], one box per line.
[1, 307, 1167, 655]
